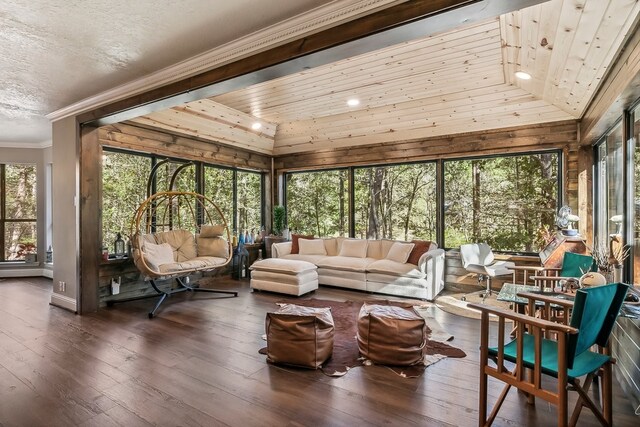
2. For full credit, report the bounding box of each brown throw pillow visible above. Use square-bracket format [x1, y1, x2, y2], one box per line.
[291, 234, 314, 254]
[407, 240, 436, 265]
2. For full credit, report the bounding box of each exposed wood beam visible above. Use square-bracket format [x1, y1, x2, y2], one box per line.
[79, 0, 548, 127]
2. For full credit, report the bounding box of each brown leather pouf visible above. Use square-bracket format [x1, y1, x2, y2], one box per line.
[266, 304, 334, 369]
[357, 303, 427, 366]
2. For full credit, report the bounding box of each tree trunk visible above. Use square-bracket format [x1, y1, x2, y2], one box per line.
[472, 160, 481, 242]
[367, 167, 384, 239]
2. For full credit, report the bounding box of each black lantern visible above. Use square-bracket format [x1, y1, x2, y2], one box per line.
[114, 233, 125, 259]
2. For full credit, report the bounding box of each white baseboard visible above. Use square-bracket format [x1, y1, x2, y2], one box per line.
[0, 268, 46, 277]
[50, 293, 77, 313]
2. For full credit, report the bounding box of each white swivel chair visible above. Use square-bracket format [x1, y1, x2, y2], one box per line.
[459, 243, 515, 301]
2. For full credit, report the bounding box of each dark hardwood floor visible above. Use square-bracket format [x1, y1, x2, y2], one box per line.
[0, 276, 637, 426]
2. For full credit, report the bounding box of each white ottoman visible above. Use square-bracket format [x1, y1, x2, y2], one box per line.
[250, 258, 318, 296]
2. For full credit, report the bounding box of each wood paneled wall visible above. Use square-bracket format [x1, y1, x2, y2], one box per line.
[99, 122, 271, 172]
[93, 122, 270, 305]
[275, 119, 580, 208]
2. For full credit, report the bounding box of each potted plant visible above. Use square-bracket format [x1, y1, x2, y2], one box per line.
[264, 205, 288, 258]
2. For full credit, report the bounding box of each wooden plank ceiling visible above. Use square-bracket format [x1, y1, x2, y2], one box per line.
[130, 0, 640, 156]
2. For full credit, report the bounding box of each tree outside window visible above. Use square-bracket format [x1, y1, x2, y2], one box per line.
[354, 163, 437, 240]
[444, 153, 559, 252]
[1, 164, 37, 261]
[286, 170, 348, 237]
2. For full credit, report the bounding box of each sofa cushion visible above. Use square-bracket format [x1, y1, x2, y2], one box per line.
[299, 238, 327, 255]
[366, 240, 383, 259]
[323, 238, 338, 256]
[144, 242, 174, 271]
[251, 258, 317, 274]
[380, 239, 399, 258]
[407, 240, 437, 265]
[199, 224, 225, 238]
[282, 254, 329, 264]
[197, 236, 229, 258]
[317, 256, 376, 272]
[339, 239, 368, 258]
[366, 259, 425, 278]
[291, 234, 314, 254]
[386, 242, 415, 263]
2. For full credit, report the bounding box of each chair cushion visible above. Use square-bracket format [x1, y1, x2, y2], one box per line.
[143, 242, 174, 271]
[153, 229, 197, 262]
[385, 242, 415, 263]
[197, 236, 229, 258]
[266, 304, 334, 369]
[560, 252, 595, 277]
[199, 224, 225, 238]
[489, 334, 611, 380]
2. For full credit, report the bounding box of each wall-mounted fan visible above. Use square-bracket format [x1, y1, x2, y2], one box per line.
[556, 205, 579, 236]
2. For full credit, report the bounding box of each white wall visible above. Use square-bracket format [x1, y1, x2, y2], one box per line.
[50, 117, 79, 312]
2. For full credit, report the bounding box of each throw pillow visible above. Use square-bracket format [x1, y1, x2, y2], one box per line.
[386, 242, 415, 263]
[200, 224, 225, 238]
[298, 238, 327, 255]
[407, 240, 436, 265]
[339, 239, 368, 258]
[143, 242, 174, 271]
[291, 234, 314, 254]
[197, 236, 229, 258]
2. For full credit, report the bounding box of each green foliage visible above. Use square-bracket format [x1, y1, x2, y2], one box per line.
[273, 205, 286, 236]
[286, 170, 348, 237]
[237, 171, 262, 233]
[2, 164, 37, 260]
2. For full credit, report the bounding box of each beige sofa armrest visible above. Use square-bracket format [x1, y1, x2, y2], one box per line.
[272, 241, 292, 258]
[417, 248, 445, 272]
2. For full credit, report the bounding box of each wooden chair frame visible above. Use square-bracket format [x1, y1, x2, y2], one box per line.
[469, 290, 618, 427]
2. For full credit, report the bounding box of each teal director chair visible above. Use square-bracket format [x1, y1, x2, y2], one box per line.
[469, 282, 629, 426]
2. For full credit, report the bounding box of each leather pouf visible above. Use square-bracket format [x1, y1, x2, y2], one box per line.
[266, 304, 334, 369]
[357, 303, 427, 366]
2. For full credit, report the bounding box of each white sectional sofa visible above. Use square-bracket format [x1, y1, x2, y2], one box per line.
[272, 237, 445, 300]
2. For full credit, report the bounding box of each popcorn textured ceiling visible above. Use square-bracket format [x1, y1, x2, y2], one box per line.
[0, 0, 333, 144]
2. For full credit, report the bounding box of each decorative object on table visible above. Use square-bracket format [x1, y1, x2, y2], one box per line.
[610, 214, 623, 234]
[238, 229, 245, 245]
[578, 272, 607, 288]
[114, 232, 125, 259]
[555, 205, 579, 236]
[101, 246, 109, 261]
[46, 245, 53, 263]
[258, 299, 465, 377]
[24, 252, 37, 263]
[232, 229, 238, 246]
[244, 230, 250, 244]
[250, 228, 256, 244]
[592, 240, 630, 282]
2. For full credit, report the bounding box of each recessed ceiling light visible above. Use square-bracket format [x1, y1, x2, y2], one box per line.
[347, 98, 360, 107]
[515, 71, 532, 80]
[251, 122, 262, 130]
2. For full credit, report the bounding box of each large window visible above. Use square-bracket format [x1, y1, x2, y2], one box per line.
[102, 149, 263, 250]
[102, 151, 152, 250]
[204, 166, 233, 230]
[237, 171, 262, 234]
[634, 108, 640, 285]
[286, 170, 348, 237]
[1, 164, 37, 261]
[444, 153, 559, 252]
[354, 163, 436, 240]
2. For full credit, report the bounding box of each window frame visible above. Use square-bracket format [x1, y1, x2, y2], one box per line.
[441, 149, 563, 254]
[101, 147, 264, 250]
[0, 163, 38, 262]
